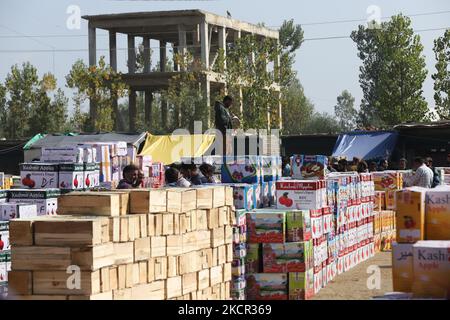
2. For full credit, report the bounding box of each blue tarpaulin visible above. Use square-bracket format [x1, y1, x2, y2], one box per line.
[332, 131, 398, 160]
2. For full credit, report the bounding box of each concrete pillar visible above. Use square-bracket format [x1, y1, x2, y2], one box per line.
[200, 21, 210, 69]
[109, 31, 119, 131]
[129, 89, 137, 132]
[173, 45, 179, 72]
[127, 35, 136, 74]
[178, 25, 187, 71]
[159, 41, 167, 72]
[218, 26, 227, 71]
[88, 23, 97, 129]
[143, 36, 151, 73]
[202, 77, 211, 128]
[145, 90, 153, 129]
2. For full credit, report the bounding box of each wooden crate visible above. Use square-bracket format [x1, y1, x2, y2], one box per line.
[150, 236, 166, 258]
[58, 193, 121, 216]
[8, 271, 32, 295]
[207, 208, 219, 229]
[196, 210, 208, 231]
[33, 270, 100, 295]
[166, 188, 197, 213]
[112, 242, 134, 265]
[197, 269, 210, 290]
[106, 190, 130, 215]
[11, 246, 72, 271]
[129, 189, 167, 214]
[166, 276, 182, 299]
[212, 186, 226, 208]
[182, 272, 198, 295]
[134, 237, 151, 261]
[196, 187, 214, 209]
[71, 243, 116, 270]
[131, 281, 166, 300]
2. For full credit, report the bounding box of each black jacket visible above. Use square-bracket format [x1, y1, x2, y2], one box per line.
[214, 101, 232, 134]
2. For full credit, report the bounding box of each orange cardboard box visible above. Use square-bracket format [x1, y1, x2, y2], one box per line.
[392, 242, 414, 292]
[425, 190, 450, 240]
[395, 188, 426, 243]
[412, 241, 450, 299]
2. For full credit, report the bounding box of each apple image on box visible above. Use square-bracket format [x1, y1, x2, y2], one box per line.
[403, 216, 416, 229]
[279, 192, 293, 207]
[22, 174, 35, 188]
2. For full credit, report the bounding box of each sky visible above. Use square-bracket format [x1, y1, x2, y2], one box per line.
[0, 0, 449, 116]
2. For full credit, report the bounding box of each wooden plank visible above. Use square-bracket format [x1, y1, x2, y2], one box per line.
[109, 217, 120, 242]
[154, 214, 163, 236]
[147, 214, 155, 236]
[8, 271, 32, 295]
[211, 248, 218, 267]
[150, 236, 166, 257]
[196, 187, 213, 209]
[179, 214, 187, 234]
[226, 244, 233, 263]
[166, 276, 182, 299]
[71, 243, 115, 270]
[132, 263, 140, 287]
[107, 190, 130, 215]
[33, 217, 109, 247]
[154, 257, 167, 280]
[210, 265, 223, 286]
[9, 220, 34, 246]
[127, 215, 139, 241]
[207, 208, 219, 229]
[166, 235, 183, 256]
[58, 193, 121, 216]
[190, 210, 197, 231]
[139, 261, 148, 284]
[113, 288, 132, 300]
[167, 256, 179, 278]
[182, 232, 198, 254]
[68, 291, 113, 300]
[9, 295, 67, 300]
[11, 246, 72, 271]
[166, 188, 197, 213]
[218, 207, 227, 227]
[225, 186, 233, 206]
[197, 269, 209, 290]
[129, 189, 167, 214]
[100, 267, 111, 292]
[224, 225, 233, 244]
[196, 210, 208, 230]
[212, 186, 226, 208]
[147, 259, 155, 282]
[211, 227, 225, 247]
[139, 214, 148, 238]
[109, 267, 118, 291]
[117, 265, 126, 289]
[134, 237, 151, 261]
[120, 217, 128, 242]
[131, 281, 165, 300]
[179, 251, 199, 275]
[223, 263, 232, 282]
[112, 242, 134, 265]
[33, 270, 100, 295]
[173, 213, 180, 235]
[125, 264, 135, 288]
[217, 245, 226, 265]
[162, 214, 174, 235]
[182, 272, 197, 295]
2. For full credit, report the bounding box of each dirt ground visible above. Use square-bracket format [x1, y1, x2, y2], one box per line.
[312, 252, 394, 300]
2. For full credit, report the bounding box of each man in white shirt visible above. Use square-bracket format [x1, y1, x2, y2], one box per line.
[404, 157, 434, 188]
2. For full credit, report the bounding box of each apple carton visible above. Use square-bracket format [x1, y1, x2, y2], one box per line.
[232, 258, 246, 277]
[0, 203, 37, 221]
[424, 190, 450, 240]
[0, 222, 9, 252]
[322, 207, 334, 234]
[395, 188, 426, 243]
[7, 189, 60, 216]
[289, 270, 314, 300]
[231, 288, 246, 300]
[391, 242, 414, 292]
[276, 180, 323, 210]
[260, 156, 277, 182]
[83, 163, 98, 189]
[247, 211, 285, 243]
[0, 251, 10, 284]
[412, 241, 450, 299]
[58, 163, 85, 190]
[253, 183, 262, 209]
[291, 155, 328, 180]
[246, 243, 261, 274]
[260, 181, 270, 208]
[268, 181, 276, 206]
[20, 163, 59, 189]
[221, 156, 261, 184]
[246, 273, 288, 300]
[311, 209, 323, 240]
[262, 241, 313, 273]
[286, 210, 312, 242]
[225, 184, 254, 210]
[313, 265, 322, 294]
[0, 191, 6, 204]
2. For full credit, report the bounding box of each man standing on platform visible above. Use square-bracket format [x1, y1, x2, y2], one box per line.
[214, 96, 235, 155]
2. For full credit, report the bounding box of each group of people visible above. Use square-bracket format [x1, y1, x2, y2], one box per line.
[116, 162, 220, 190]
[281, 155, 441, 189]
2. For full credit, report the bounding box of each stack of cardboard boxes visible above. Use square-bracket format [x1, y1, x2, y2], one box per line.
[7, 186, 235, 300]
[373, 171, 403, 210]
[392, 187, 450, 299]
[231, 209, 247, 300]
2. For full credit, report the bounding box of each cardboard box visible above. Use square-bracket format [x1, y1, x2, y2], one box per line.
[7, 189, 59, 216]
[58, 163, 85, 190]
[246, 244, 260, 274]
[322, 207, 333, 235]
[260, 181, 270, 208]
[225, 184, 254, 210]
[247, 210, 285, 243]
[395, 188, 426, 243]
[0, 203, 37, 221]
[276, 180, 324, 210]
[391, 242, 414, 292]
[83, 163, 98, 189]
[246, 273, 288, 300]
[221, 156, 261, 184]
[286, 210, 311, 242]
[19, 163, 59, 189]
[0, 251, 11, 283]
[262, 241, 312, 273]
[260, 156, 278, 182]
[288, 270, 314, 300]
[0, 221, 9, 251]
[291, 155, 328, 180]
[253, 183, 262, 209]
[412, 241, 450, 299]
[310, 209, 323, 240]
[425, 190, 450, 240]
[268, 181, 276, 206]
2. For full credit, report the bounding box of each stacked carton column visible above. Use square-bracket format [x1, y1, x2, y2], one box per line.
[7, 186, 234, 300]
[231, 209, 247, 300]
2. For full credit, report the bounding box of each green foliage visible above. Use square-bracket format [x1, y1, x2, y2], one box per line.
[334, 90, 357, 131]
[432, 29, 450, 120]
[303, 112, 340, 134]
[351, 14, 429, 127]
[66, 56, 128, 132]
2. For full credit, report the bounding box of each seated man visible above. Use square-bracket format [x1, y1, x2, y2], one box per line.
[181, 163, 204, 186]
[165, 167, 192, 187]
[199, 163, 220, 184]
[117, 164, 140, 189]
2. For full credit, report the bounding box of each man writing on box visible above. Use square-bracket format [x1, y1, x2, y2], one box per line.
[214, 96, 241, 155]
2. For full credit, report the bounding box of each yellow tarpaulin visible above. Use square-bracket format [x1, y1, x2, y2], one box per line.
[139, 133, 216, 165]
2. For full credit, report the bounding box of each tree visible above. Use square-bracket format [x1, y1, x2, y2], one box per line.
[432, 29, 450, 119]
[303, 112, 340, 134]
[281, 78, 314, 135]
[0, 83, 6, 138]
[334, 90, 357, 131]
[278, 19, 304, 87]
[351, 14, 429, 127]
[66, 56, 128, 132]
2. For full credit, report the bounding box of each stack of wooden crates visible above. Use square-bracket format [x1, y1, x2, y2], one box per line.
[7, 186, 234, 300]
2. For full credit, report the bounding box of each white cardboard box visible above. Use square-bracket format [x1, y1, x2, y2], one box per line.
[20, 163, 59, 189]
[58, 163, 85, 190]
[7, 189, 59, 216]
[0, 203, 37, 221]
[0, 222, 10, 251]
